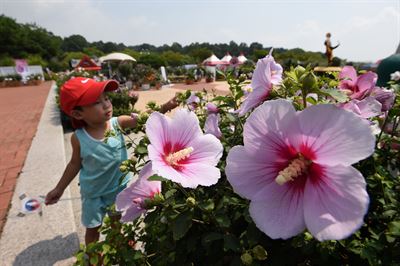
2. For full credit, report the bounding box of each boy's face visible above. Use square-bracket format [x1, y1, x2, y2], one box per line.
[73, 92, 113, 125]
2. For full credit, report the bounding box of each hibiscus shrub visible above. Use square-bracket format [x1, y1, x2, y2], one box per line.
[75, 55, 399, 265]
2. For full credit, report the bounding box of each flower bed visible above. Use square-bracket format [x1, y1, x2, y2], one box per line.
[75, 52, 399, 266]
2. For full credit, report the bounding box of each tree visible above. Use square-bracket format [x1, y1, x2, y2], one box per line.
[138, 53, 166, 69]
[249, 42, 264, 55]
[162, 51, 193, 67]
[24, 23, 62, 59]
[0, 15, 24, 57]
[188, 47, 212, 63]
[61, 34, 88, 52]
[82, 47, 104, 57]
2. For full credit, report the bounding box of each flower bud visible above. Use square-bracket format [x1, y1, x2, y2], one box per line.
[139, 112, 149, 121]
[152, 193, 165, 204]
[294, 66, 306, 78]
[130, 156, 138, 164]
[241, 252, 253, 265]
[239, 74, 247, 82]
[302, 72, 317, 89]
[119, 165, 127, 172]
[186, 197, 196, 207]
[252, 245, 268, 260]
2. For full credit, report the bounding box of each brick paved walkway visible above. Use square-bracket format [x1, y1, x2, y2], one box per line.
[0, 82, 52, 234]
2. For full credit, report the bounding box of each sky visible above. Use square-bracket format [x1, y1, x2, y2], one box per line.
[1, 0, 399, 62]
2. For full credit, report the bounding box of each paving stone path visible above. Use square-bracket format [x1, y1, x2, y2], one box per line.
[0, 82, 52, 234]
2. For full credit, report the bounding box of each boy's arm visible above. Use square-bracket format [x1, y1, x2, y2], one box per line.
[159, 95, 179, 114]
[117, 95, 179, 129]
[45, 133, 81, 205]
[118, 114, 138, 130]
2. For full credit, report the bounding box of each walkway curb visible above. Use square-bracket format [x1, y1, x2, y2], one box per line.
[0, 83, 79, 266]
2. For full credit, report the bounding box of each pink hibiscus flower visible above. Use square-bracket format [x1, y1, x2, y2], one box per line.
[237, 50, 283, 116]
[146, 109, 223, 188]
[116, 163, 161, 222]
[340, 97, 382, 119]
[339, 66, 377, 100]
[204, 113, 222, 139]
[205, 102, 219, 114]
[226, 99, 375, 241]
[204, 102, 222, 138]
[370, 87, 395, 112]
[186, 92, 200, 110]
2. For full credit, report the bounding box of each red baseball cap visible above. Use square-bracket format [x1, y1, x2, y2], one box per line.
[60, 77, 119, 116]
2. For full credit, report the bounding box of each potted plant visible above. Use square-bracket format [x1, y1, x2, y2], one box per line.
[205, 71, 214, 83]
[5, 74, 22, 87]
[33, 74, 44, 85]
[185, 71, 195, 85]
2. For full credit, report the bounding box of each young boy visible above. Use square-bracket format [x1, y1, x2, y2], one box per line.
[45, 77, 177, 245]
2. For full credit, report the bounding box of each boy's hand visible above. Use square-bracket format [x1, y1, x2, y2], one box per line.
[160, 95, 179, 113]
[45, 188, 63, 205]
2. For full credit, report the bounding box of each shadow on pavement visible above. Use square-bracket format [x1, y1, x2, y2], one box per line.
[13, 233, 79, 266]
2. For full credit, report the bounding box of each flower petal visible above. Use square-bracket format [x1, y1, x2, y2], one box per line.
[204, 113, 222, 139]
[189, 133, 223, 165]
[146, 112, 171, 154]
[169, 109, 202, 147]
[304, 165, 369, 241]
[249, 184, 305, 240]
[356, 72, 377, 94]
[339, 66, 357, 89]
[120, 206, 145, 223]
[251, 57, 273, 91]
[237, 87, 269, 117]
[293, 104, 375, 166]
[179, 163, 221, 188]
[341, 97, 382, 119]
[226, 146, 279, 199]
[371, 87, 395, 111]
[244, 99, 299, 158]
[116, 163, 161, 222]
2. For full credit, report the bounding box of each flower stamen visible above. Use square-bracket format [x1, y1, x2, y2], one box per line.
[275, 155, 311, 185]
[165, 147, 194, 166]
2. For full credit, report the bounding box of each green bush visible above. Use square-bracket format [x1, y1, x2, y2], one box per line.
[74, 66, 400, 266]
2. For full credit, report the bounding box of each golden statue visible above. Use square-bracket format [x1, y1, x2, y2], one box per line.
[324, 33, 340, 65]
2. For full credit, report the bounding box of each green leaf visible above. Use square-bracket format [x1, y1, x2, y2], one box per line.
[212, 96, 227, 102]
[306, 96, 318, 105]
[235, 89, 244, 100]
[202, 232, 223, 246]
[102, 243, 111, 253]
[103, 255, 110, 265]
[215, 214, 231, 228]
[133, 251, 143, 260]
[90, 255, 99, 265]
[223, 234, 241, 252]
[388, 220, 400, 236]
[226, 113, 237, 122]
[147, 174, 168, 182]
[172, 211, 193, 240]
[135, 145, 147, 154]
[320, 88, 349, 103]
[164, 188, 177, 199]
[198, 199, 215, 211]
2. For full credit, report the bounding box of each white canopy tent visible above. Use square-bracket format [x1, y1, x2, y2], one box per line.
[220, 53, 232, 65]
[202, 54, 222, 66]
[237, 53, 248, 64]
[99, 52, 136, 78]
[99, 52, 136, 63]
